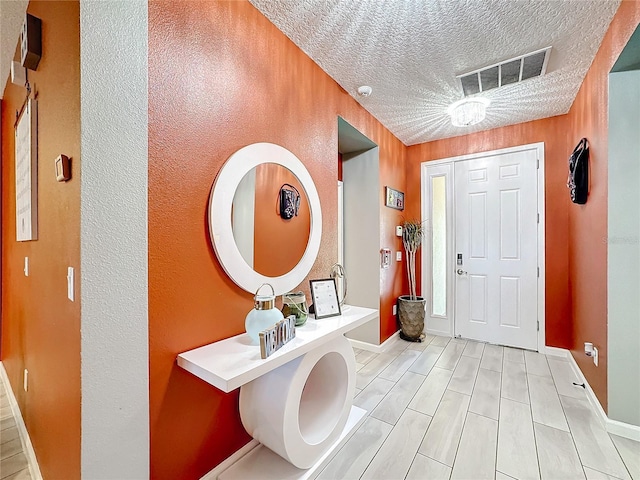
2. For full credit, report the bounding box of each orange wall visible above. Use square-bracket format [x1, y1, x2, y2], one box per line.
[564, 1, 640, 411]
[0, 2, 81, 478]
[407, 1, 640, 411]
[148, 1, 405, 477]
[253, 164, 310, 277]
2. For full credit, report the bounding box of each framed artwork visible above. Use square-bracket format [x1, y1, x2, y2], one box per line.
[385, 186, 404, 210]
[15, 98, 38, 241]
[309, 278, 341, 319]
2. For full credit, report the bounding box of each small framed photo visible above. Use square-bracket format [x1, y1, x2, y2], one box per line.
[309, 278, 341, 319]
[385, 186, 404, 210]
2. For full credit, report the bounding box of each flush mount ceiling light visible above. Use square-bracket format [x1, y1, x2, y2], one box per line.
[448, 97, 490, 127]
[357, 85, 372, 97]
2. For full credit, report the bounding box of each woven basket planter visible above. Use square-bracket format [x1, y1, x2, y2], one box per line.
[397, 295, 426, 342]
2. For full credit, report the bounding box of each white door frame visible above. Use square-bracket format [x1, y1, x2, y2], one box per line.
[420, 142, 546, 352]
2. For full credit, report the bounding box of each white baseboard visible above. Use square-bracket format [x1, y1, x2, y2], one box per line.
[0, 363, 43, 480]
[201, 440, 259, 480]
[551, 348, 640, 442]
[607, 418, 640, 442]
[348, 330, 400, 353]
[542, 345, 568, 358]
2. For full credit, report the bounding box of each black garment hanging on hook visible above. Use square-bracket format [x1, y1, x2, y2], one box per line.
[279, 183, 300, 219]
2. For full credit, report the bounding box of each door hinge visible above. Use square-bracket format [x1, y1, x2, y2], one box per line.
[537, 320, 540, 332]
[537, 158, 540, 169]
[537, 267, 540, 277]
[537, 213, 540, 224]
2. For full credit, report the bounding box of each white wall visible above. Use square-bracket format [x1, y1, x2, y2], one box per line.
[80, 1, 149, 477]
[608, 70, 640, 427]
[343, 148, 380, 344]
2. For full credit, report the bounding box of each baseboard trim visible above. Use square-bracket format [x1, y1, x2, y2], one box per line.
[348, 330, 400, 353]
[201, 440, 259, 480]
[607, 418, 640, 442]
[550, 348, 640, 441]
[542, 345, 568, 358]
[425, 329, 451, 338]
[0, 363, 43, 480]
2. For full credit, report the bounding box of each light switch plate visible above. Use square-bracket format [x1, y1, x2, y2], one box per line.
[67, 267, 75, 301]
[396, 251, 402, 261]
[593, 346, 598, 366]
[24, 257, 29, 276]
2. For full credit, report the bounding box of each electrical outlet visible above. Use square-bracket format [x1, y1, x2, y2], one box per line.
[396, 251, 402, 261]
[593, 346, 598, 366]
[392, 305, 397, 316]
[23, 369, 28, 392]
[24, 257, 29, 276]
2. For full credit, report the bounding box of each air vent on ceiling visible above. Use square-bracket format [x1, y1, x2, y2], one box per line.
[457, 47, 552, 96]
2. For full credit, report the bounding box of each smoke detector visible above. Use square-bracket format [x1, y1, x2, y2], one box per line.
[357, 85, 372, 97]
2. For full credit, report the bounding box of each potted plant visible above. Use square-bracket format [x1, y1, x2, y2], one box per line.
[398, 219, 426, 342]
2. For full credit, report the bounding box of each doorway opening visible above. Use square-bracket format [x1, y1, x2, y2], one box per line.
[337, 117, 380, 345]
[421, 143, 546, 351]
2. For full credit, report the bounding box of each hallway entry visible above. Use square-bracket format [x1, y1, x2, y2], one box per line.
[421, 143, 545, 351]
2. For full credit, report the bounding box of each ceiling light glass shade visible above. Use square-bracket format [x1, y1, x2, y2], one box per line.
[448, 97, 490, 127]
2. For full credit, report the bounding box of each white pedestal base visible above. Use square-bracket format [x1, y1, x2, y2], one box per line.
[217, 406, 366, 480]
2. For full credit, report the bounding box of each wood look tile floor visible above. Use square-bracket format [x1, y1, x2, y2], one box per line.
[0, 378, 31, 480]
[316, 335, 640, 480]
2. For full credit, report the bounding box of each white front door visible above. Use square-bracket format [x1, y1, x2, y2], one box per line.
[454, 149, 539, 350]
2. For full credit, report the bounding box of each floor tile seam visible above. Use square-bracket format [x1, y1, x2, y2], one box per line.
[378, 348, 425, 382]
[0, 451, 25, 466]
[369, 371, 427, 423]
[319, 416, 391, 480]
[448, 406, 485, 476]
[527, 393, 544, 480]
[496, 469, 517, 479]
[358, 411, 428, 480]
[581, 464, 625, 480]
[531, 419, 570, 434]
[424, 391, 471, 467]
[608, 434, 637, 480]
[499, 393, 531, 406]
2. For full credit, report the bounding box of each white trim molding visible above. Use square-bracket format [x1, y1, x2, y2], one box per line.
[348, 330, 401, 353]
[0, 363, 43, 480]
[201, 440, 259, 480]
[548, 347, 640, 442]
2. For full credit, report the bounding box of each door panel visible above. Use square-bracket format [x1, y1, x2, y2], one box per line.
[454, 150, 538, 350]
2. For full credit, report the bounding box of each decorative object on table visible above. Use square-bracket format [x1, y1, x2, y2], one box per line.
[329, 263, 348, 307]
[397, 219, 426, 342]
[309, 278, 341, 319]
[567, 138, 589, 204]
[281, 291, 308, 326]
[259, 315, 296, 359]
[385, 186, 405, 210]
[245, 283, 284, 344]
[278, 183, 301, 219]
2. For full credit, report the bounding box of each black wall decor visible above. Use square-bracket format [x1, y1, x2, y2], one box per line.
[567, 138, 589, 204]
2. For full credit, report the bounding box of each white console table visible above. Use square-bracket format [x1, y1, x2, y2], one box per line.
[177, 305, 378, 479]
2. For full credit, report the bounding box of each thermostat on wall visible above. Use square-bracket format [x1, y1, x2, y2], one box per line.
[55, 155, 71, 182]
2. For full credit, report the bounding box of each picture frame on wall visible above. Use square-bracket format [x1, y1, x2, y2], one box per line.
[385, 186, 404, 210]
[309, 278, 341, 319]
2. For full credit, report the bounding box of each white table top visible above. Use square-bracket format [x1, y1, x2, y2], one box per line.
[177, 305, 378, 393]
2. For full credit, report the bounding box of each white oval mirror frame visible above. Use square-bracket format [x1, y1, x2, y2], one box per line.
[209, 143, 322, 295]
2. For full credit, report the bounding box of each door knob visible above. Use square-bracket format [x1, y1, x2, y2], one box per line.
[456, 268, 467, 275]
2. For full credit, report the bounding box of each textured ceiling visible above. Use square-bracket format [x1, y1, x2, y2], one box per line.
[249, 0, 621, 145]
[0, 0, 28, 98]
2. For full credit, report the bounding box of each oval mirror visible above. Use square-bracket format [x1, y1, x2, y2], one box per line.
[232, 163, 311, 277]
[209, 143, 322, 295]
